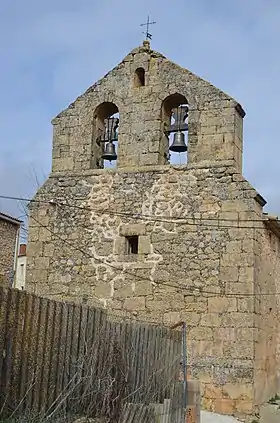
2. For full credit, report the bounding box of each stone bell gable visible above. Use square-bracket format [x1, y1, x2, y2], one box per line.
[27, 41, 280, 421]
[51, 40, 244, 173]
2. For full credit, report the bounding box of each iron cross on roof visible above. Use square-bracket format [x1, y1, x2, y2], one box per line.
[140, 15, 156, 40]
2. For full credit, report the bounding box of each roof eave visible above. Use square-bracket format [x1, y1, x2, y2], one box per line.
[0, 212, 22, 226]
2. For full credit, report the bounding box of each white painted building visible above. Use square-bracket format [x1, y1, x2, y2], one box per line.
[14, 244, 27, 290]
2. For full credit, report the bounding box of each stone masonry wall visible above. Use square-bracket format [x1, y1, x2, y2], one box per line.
[27, 162, 268, 419]
[26, 42, 279, 421]
[254, 226, 280, 405]
[51, 42, 244, 174]
[0, 219, 18, 285]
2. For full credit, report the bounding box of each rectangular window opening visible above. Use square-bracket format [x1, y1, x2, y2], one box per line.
[126, 236, 139, 255]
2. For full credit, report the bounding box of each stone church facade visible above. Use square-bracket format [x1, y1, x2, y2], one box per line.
[26, 41, 280, 419]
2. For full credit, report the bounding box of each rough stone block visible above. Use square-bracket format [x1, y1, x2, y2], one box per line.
[148, 140, 161, 153]
[200, 125, 217, 135]
[52, 157, 74, 172]
[30, 269, 48, 284]
[235, 400, 253, 415]
[215, 327, 236, 342]
[237, 298, 254, 312]
[228, 228, 253, 241]
[208, 298, 237, 313]
[139, 152, 159, 166]
[28, 227, 39, 242]
[33, 257, 50, 270]
[180, 311, 201, 326]
[138, 235, 151, 255]
[37, 215, 50, 226]
[95, 282, 112, 298]
[185, 300, 207, 313]
[146, 299, 168, 311]
[114, 280, 134, 298]
[239, 266, 254, 283]
[38, 227, 52, 241]
[94, 240, 114, 256]
[163, 311, 180, 324]
[204, 384, 223, 399]
[242, 238, 254, 253]
[221, 252, 254, 267]
[191, 340, 224, 357]
[219, 211, 239, 226]
[225, 282, 254, 295]
[124, 297, 146, 311]
[107, 299, 123, 310]
[221, 200, 249, 212]
[221, 312, 254, 328]
[189, 327, 213, 341]
[117, 154, 139, 167]
[27, 242, 43, 257]
[223, 383, 253, 401]
[213, 398, 235, 415]
[219, 266, 239, 282]
[201, 397, 214, 411]
[223, 341, 254, 359]
[43, 243, 55, 257]
[134, 280, 153, 295]
[225, 240, 242, 253]
[119, 224, 146, 236]
[200, 313, 221, 327]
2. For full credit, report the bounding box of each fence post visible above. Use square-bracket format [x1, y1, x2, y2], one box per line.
[170, 320, 187, 422]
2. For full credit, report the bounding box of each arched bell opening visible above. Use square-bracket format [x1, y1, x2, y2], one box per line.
[92, 102, 119, 169]
[134, 67, 145, 87]
[162, 93, 188, 165]
[102, 111, 119, 169]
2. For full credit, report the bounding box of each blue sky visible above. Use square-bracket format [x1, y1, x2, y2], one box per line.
[0, 0, 280, 225]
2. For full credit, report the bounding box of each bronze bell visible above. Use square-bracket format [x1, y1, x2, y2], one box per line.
[169, 131, 187, 153]
[102, 141, 117, 161]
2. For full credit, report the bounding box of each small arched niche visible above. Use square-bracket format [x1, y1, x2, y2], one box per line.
[134, 67, 145, 87]
[91, 102, 119, 169]
[162, 93, 189, 165]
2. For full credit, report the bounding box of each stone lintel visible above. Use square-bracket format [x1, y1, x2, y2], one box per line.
[119, 223, 146, 236]
[49, 160, 236, 179]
